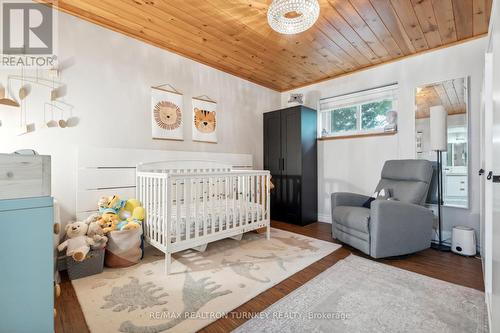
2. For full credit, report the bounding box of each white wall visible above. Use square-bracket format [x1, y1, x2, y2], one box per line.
[0, 12, 280, 223]
[281, 38, 488, 241]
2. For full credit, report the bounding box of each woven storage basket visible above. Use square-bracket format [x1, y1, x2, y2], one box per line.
[66, 248, 105, 280]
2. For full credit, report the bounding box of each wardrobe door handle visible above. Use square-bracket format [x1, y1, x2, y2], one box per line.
[487, 171, 493, 180]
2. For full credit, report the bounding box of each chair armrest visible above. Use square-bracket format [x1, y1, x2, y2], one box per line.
[370, 200, 434, 258]
[331, 192, 370, 211]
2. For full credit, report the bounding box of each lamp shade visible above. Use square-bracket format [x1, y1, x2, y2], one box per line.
[430, 105, 447, 151]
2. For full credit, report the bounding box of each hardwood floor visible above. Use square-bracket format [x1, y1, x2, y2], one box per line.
[55, 221, 484, 333]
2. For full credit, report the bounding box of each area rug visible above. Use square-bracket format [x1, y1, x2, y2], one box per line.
[234, 255, 488, 333]
[71, 228, 341, 333]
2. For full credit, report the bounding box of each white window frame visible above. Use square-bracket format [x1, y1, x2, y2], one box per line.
[318, 83, 399, 138]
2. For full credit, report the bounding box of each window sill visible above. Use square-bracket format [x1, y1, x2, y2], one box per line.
[318, 130, 398, 141]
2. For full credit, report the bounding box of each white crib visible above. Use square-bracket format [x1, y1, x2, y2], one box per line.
[136, 161, 271, 274]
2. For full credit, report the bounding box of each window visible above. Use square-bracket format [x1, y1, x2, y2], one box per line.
[319, 84, 398, 138]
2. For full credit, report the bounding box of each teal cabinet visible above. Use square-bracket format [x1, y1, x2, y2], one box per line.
[0, 196, 54, 333]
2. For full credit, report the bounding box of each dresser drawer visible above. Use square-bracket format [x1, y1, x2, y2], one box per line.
[0, 154, 51, 200]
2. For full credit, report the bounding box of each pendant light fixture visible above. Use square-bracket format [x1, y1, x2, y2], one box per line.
[267, 0, 320, 35]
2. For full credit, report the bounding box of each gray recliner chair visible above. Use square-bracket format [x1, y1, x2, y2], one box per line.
[331, 159, 434, 258]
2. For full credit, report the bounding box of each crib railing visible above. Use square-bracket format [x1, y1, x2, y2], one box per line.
[137, 170, 271, 254]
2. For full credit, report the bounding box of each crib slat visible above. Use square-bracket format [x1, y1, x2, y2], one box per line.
[201, 178, 208, 236]
[156, 177, 161, 243]
[156, 178, 161, 242]
[165, 176, 171, 249]
[210, 177, 214, 235]
[244, 176, 248, 227]
[148, 177, 152, 241]
[217, 176, 222, 233]
[225, 176, 228, 232]
[250, 175, 255, 225]
[185, 178, 191, 241]
[239, 176, 243, 228]
[194, 177, 198, 239]
[151, 177, 155, 242]
[232, 176, 236, 229]
[176, 178, 181, 242]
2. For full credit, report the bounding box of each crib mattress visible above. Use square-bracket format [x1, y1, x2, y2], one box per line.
[145, 199, 265, 238]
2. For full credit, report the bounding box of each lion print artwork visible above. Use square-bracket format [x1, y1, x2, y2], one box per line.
[194, 108, 216, 133]
[154, 101, 182, 130]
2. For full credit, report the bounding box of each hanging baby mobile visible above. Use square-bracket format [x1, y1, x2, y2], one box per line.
[191, 95, 217, 143]
[151, 84, 184, 141]
[0, 67, 75, 134]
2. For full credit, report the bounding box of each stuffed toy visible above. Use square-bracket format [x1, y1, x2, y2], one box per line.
[117, 206, 144, 231]
[86, 219, 108, 249]
[98, 195, 126, 214]
[96, 196, 145, 232]
[98, 211, 119, 233]
[84, 212, 101, 225]
[99, 218, 118, 234]
[98, 196, 108, 213]
[57, 222, 95, 261]
[119, 198, 142, 220]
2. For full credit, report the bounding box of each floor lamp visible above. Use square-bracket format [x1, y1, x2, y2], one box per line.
[430, 105, 450, 251]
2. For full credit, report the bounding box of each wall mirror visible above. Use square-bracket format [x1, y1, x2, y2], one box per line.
[415, 77, 469, 209]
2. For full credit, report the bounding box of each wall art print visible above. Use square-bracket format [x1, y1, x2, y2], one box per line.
[192, 96, 217, 143]
[151, 86, 184, 140]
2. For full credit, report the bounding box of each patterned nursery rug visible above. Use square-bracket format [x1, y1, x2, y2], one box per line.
[71, 228, 341, 333]
[234, 255, 488, 333]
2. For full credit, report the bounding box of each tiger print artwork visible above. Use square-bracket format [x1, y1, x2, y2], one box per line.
[154, 101, 182, 130]
[193, 108, 216, 133]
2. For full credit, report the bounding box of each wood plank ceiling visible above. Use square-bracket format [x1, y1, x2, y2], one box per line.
[415, 79, 466, 119]
[40, 0, 492, 91]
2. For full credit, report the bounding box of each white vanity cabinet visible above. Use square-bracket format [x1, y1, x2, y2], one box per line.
[444, 172, 468, 207]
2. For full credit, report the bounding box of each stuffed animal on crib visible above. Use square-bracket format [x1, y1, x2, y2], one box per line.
[116, 206, 145, 231]
[57, 221, 95, 261]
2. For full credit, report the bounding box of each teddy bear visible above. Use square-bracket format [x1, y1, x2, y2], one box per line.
[57, 221, 95, 261]
[84, 214, 108, 249]
[84, 212, 101, 225]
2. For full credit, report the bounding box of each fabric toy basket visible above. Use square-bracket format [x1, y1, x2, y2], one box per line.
[66, 248, 105, 280]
